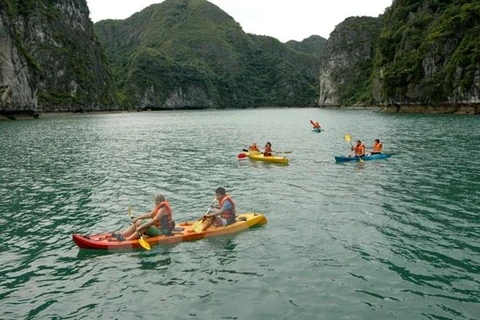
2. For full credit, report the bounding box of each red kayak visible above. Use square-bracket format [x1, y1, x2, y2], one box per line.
[72, 212, 267, 250]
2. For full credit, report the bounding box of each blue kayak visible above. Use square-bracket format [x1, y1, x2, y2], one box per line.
[334, 153, 392, 162]
[312, 128, 323, 133]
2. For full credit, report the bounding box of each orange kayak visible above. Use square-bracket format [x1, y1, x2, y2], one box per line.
[72, 212, 267, 250]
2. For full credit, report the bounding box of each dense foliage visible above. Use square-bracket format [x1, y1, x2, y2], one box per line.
[374, 0, 480, 104]
[95, 0, 322, 109]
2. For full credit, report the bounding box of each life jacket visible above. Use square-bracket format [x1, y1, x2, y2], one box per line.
[249, 144, 260, 152]
[355, 143, 365, 156]
[264, 146, 272, 156]
[219, 195, 236, 224]
[372, 142, 383, 153]
[152, 200, 174, 231]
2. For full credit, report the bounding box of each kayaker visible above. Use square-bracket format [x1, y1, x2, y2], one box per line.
[312, 121, 321, 129]
[369, 139, 383, 154]
[116, 193, 175, 240]
[248, 142, 260, 152]
[349, 140, 365, 157]
[262, 142, 273, 156]
[200, 187, 236, 231]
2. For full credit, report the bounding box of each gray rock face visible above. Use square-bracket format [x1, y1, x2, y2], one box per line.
[0, 10, 36, 113]
[318, 17, 382, 106]
[0, 0, 118, 115]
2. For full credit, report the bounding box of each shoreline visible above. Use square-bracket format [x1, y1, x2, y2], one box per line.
[2, 104, 479, 120]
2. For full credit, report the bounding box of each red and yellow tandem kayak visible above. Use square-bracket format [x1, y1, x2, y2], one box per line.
[72, 212, 267, 250]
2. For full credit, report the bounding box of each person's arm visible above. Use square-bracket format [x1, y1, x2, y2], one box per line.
[138, 208, 164, 231]
[132, 211, 153, 223]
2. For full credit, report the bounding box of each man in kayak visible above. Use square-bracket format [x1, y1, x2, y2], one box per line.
[200, 187, 236, 231]
[312, 121, 321, 129]
[369, 139, 383, 155]
[349, 140, 365, 157]
[115, 193, 175, 240]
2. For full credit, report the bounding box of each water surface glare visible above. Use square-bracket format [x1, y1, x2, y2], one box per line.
[0, 109, 479, 319]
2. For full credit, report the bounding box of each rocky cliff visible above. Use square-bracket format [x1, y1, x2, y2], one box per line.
[0, 0, 117, 116]
[318, 17, 382, 106]
[318, 0, 480, 114]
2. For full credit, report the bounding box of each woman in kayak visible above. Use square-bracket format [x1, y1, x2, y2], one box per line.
[200, 187, 236, 232]
[262, 142, 273, 156]
[116, 193, 175, 240]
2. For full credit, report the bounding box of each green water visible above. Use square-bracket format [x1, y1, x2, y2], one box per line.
[0, 109, 479, 319]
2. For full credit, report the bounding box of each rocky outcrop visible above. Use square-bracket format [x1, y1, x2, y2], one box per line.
[0, 0, 118, 116]
[318, 17, 382, 106]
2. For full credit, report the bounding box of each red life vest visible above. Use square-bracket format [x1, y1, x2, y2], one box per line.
[153, 200, 173, 230]
[264, 146, 272, 156]
[219, 195, 236, 224]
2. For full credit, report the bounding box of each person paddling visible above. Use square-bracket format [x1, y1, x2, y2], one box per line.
[115, 193, 175, 240]
[312, 121, 321, 129]
[248, 142, 260, 152]
[262, 142, 273, 156]
[200, 187, 236, 232]
[349, 140, 365, 157]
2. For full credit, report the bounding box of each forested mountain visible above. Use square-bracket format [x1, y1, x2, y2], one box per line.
[319, 0, 480, 113]
[0, 0, 117, 115]
[94, 0, 322, 109]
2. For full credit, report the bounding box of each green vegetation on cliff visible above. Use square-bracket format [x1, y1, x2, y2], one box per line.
[375, 0, 480, 104]
[95, 0, 321, 109]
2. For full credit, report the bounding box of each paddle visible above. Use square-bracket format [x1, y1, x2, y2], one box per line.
[128, 207, 151, 250]
[237, 152, 247, 159]
[344, 134, 364, 163]
[192, 198, 216, 233]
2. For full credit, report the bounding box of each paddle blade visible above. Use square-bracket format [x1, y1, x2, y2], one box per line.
[310, 119, 315, 126]
[358, 157, 365, 163]
[344, 134, 351, 142]
[138, 236, 151, 250]
[237, 153, 247, 159]
[192, 220, 203, 233]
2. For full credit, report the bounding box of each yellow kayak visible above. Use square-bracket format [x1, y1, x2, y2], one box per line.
[246, 151, 289, 165]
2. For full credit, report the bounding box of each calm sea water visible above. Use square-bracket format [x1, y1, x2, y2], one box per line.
[0, 108, 479, 319]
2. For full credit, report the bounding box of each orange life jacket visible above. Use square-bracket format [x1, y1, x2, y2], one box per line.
[264, 146, 272, 156]
[372, 142, 383, 153]
[355, 143, 365, 156]
[152, 200, 173, 230]
[249, 145, 260, 152]
[219, 195, 236, 224]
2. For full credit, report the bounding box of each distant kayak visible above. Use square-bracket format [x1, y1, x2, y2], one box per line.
[72, 212, 267, 250]
[312, 128, 323, 133]
[334, 153, 392, 162]
[245, 151, 289, 165]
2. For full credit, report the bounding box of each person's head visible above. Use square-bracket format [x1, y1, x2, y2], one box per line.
[252, 142, 257, 147]
[356, 140, 361, 145]
[154, 193, 165, 205]
[215, 187, 226, 201]
[266, 142, 271, 148]
[374, 139, 380, 143]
